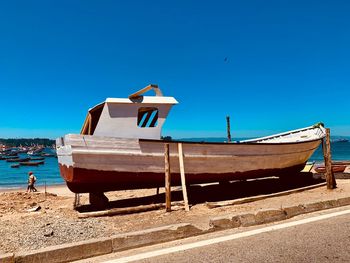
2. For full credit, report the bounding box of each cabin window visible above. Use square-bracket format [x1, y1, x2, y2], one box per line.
[138, 107, 159, 127]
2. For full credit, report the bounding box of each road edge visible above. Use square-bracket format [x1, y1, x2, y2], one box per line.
[3, 197, 350, 263]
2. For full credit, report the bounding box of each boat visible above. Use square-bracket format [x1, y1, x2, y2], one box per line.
[6, 157, 30, 162]
[27, 149, 43, 156]
[19, 161, 45, 166]
[2, 155, 19, 160]
[41, 153, 56, 157]
[7, 152, 19, 157]
[56, 84, 326, 202]
[314, 165, 346, 173]
[11, 164, 20, 168]
[30, 157, 45, 161]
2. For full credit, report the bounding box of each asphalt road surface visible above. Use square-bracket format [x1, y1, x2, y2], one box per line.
[77, 206, 350, 263]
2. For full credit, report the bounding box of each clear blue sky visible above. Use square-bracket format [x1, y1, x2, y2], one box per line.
[0, 1, 349, 139]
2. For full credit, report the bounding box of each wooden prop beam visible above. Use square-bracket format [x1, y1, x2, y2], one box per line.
[164, 143, 171, 212]
[178, 143, 190, 211]
[77, 201, 185, 218]
[129, 84, 163, 99]
[207, 182, 326, 208]
[323, 128, 336, 189]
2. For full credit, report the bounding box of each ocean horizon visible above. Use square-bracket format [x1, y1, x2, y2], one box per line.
[1, 137, 349, 189]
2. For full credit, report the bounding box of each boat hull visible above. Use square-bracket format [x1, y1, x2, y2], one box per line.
[57, 134, 322, 193]
[61, 164, 306, 193]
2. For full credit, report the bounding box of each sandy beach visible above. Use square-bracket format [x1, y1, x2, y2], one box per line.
[0, 183, 74, 197]
[1, 176, 350, 255]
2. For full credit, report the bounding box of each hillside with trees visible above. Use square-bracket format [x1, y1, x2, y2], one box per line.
[0, 138, 55, 147]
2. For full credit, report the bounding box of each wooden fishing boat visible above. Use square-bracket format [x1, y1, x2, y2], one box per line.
[6, 157, 30, 162]
[2, 155, 19, 160]
[27, 149, 43, 156]
[41, 153, 56, 157]
[56, 85, 326, 203]
[30, 157, 45, 161]
[314, 165, 347, 173]
[19, 161, 45, 166]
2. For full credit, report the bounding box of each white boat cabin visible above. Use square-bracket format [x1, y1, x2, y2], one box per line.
[80, 85, 178, 139]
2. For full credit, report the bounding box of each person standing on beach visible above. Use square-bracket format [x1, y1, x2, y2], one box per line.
[27, 171, 37, 193]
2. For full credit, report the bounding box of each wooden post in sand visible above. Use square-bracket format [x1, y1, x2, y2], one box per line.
[323, 128, 336, 189]
[226, 116, 231, 143]
[164, 143, 171, 212]
[178, 143, 190, 211]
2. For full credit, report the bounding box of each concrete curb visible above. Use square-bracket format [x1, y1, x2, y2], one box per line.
[2, 196, 350, 263]
[209, 197, 350, 230]
[111, 223, 202, 252]
[9, 224, 203, 263]
[14, 237, 112, 263]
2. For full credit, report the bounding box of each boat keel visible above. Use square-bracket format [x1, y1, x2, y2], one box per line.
[89, 192, 109, 209]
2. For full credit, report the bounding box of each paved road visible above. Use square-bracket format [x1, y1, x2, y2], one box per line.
[78, 206, 350, 263]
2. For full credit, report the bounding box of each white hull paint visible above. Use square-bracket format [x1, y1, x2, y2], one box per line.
[56, 125, 325, 193]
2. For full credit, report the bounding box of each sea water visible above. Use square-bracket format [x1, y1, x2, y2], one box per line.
[0, 139, 349, 189]
[310, 142, 350, 161]
[0, 153, 63, 189]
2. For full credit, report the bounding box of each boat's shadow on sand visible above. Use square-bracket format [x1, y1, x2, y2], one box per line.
[78, 172, 326, 212]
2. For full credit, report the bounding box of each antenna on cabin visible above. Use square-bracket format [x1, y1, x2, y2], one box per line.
[128, 84, 163, 99]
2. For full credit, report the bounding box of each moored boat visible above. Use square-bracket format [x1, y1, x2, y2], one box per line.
[314, 165, 346, 173]
[2, 155, 19, 160]
[56, 84, 326, 199]
[27, 149, 44, 156]
[41, 153, 56, 157]
[19, 161, 45, 166]
[6, 157, 30, 163]
[11, 164, 20, 168]
[30, 157, 45, 161]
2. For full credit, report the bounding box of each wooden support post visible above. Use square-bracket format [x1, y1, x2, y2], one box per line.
[323, 128, 336, 189]
[164, 143, 171, 212]
[226, 116, 231, 143]
[74, 193, 80, 209]
[44, 181, 47, 200]
[178, 143, 190, 211]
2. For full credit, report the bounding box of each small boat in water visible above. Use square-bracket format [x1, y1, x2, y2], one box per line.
[2, 155, 19, 160]
[19, 161, 45, 166]
[11, 164, 20, 168]
[30, 157, 45, 161]
[41, 153, 56, 157]
[27, 149, 44, 156]
[6, 157, 30, 162]
[56, 84, 326, 200]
